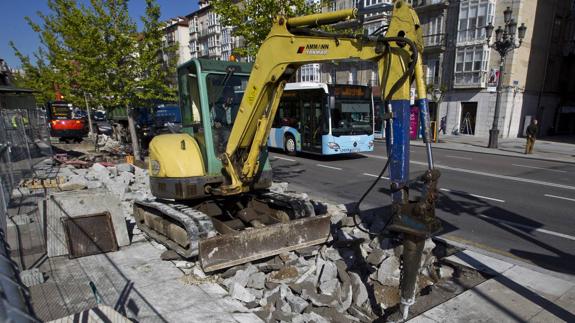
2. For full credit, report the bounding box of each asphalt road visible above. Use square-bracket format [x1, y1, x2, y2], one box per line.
[269, 143, 575, 277]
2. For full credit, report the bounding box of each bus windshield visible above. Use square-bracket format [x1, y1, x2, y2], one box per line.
[329, 85, 373, 136]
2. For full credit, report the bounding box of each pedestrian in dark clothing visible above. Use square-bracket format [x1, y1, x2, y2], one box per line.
[439, 116, 447, 135]
[525, 119, 538, 154]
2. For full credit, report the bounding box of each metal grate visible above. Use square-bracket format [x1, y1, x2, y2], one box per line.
[62, 212, 118, 258]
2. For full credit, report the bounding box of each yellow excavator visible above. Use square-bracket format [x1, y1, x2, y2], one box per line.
[134, 1, 440, 318]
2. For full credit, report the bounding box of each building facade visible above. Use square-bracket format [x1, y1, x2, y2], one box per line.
[318, 0, 393, 88]
[162, 17, 191, 66]
[169, 0, 575, 137]
[417, 0, 574, 138]
[187, 1, 238, 61]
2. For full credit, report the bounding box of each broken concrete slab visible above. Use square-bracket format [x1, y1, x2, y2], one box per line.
[116, 163, 135, 174]
[285, 291, 308, 314]
[229, 283, 256, 303]
[20, 268, 44, 287]
[319, 278, 340, 296]
[43, 189, 129, 258]
[319, 261, 338, 284]
[376, 256, 401, 287]
[349, 272, 368, 307]
[247, 272, 266, 290]
[337, 281, 353, 312]
[293, 312, 330, 323]
[367, 248, 387, 266]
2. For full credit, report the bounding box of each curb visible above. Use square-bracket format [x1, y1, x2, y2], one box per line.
[374, 139, 575, 165]
[434, 235, 575, 283]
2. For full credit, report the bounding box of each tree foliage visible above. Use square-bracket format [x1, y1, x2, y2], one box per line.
[10, 0, 178, 109]
[211, 0, 319, 59]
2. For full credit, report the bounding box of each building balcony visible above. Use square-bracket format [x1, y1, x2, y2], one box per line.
[453, 71, 488, 89]
[209, 48, 222, 57]
[197, 27, 220, 38]
[423, 33, 446, 50]
[413, 0, 448, 12]
[198, 29, 209, 38]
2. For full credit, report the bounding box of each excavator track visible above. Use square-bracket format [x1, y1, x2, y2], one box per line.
[133, 200, 217, 258]
[133, 191, 331, 272]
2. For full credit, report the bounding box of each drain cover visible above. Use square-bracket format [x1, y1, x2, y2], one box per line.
[62, 212, 118, 258]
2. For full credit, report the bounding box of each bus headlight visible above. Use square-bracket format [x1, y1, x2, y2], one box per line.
[328, 142, 340, 150]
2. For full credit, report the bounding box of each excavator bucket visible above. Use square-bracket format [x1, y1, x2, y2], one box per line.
[199, 215, 331, 272]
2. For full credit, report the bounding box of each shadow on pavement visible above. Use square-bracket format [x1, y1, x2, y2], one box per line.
[435, 190, 575, 275]
[457, 252, 575, 322]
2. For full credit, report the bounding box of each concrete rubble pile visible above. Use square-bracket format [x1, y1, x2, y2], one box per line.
[56, 159, 152, 243]
[177, 183, 443, 323]
[97, 134, 132, 155]
[57, 159, 444, 322]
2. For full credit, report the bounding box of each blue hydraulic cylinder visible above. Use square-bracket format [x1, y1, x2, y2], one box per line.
[416, 98, 435, 169]
[416, 98, 432, 143]
[386, 99, 411, 204]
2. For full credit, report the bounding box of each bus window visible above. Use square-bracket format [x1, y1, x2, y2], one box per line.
[273, 94, 300, 128]
[331, 101, 372, 135]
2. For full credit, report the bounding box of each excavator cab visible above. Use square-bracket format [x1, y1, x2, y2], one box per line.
[148, 59, 273, 201]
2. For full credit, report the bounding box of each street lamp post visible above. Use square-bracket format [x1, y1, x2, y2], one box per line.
[485, 7, 527, 148]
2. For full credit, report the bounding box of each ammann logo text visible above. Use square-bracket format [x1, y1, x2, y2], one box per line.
[297, 44, 329, 55]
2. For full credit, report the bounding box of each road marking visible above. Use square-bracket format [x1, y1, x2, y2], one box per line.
[273, 156, 296, 162]
[316, 164, 342, 171]
[476, 214, 575, 241]
[544, 194, 575, 203]
[361, 154, 575, 191]
[511, 164, 567, 173]
[440, 188, 505, 203]
[445, 155, 473, 160]
[362, 173, 389, 180]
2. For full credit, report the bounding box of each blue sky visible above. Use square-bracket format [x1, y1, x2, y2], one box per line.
[1, 1, 198, 68]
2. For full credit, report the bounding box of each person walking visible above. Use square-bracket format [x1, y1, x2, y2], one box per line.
[525, 119, 538, 154]
[439, 116, 447, 135]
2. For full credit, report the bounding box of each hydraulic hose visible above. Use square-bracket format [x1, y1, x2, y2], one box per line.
[351, 36, 419, 235]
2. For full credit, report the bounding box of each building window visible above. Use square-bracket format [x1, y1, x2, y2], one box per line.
[424, 58, 440, 85]
[454, 45, 489, 86]
[208, 12, 219, 27]
[458, 0, 494, 43]
[299, 64, 320, 82]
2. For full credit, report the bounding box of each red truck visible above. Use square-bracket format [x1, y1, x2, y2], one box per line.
[46, 101, 88, 142]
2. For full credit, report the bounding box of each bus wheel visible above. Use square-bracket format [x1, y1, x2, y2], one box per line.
[284, 135, 296, 156]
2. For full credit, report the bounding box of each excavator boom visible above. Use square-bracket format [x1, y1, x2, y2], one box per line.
[218, 1, 425, 196]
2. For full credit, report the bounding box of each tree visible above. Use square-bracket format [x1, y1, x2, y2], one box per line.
[211, 0, 319, 60]
[11, 0, 178, 160]
[134, 0, 178, 105]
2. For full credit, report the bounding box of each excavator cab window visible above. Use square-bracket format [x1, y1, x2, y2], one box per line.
[206, 73, 249, 155]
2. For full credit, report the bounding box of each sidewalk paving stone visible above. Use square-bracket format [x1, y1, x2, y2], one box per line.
[408, 249, 575, 323]
[444, 250, 515, 275]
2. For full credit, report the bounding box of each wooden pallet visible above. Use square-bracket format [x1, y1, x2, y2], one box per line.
[19, 177, 65, 189]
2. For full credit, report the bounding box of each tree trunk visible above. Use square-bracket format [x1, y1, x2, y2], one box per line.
[84, 92, 94, 138]
[127, 107, 141, 161]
